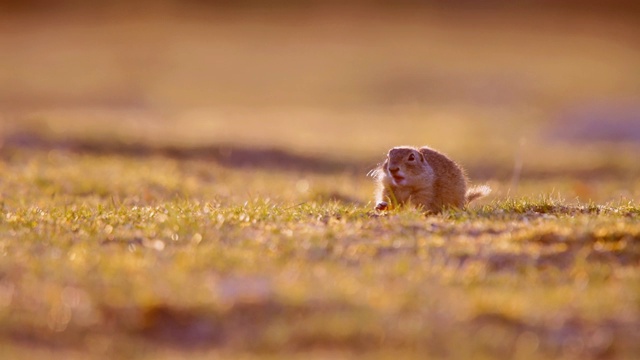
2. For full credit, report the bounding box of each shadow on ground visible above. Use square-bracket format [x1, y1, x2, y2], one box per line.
[1, 132, 365, 174]
[1, 132, 637, 181]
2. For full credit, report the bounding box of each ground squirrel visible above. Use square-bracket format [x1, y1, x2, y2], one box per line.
[370, 146, 491, 213]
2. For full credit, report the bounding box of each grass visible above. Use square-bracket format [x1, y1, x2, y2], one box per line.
[0, 141, 639, 359]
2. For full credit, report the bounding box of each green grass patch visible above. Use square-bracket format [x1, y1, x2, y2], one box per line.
[1, 114, 640, 359]
[1, 165, 639, 359]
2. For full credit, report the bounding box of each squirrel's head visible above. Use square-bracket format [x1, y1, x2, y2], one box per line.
[383, 146, 431, 187]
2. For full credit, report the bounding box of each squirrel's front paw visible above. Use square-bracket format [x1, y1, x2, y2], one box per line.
[375, 201, 388, 211]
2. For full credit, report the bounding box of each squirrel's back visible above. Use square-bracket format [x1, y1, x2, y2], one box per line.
[419, 146, 467, 210]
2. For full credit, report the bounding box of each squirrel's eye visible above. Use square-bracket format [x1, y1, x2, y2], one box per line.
[408, 154, 415, 161]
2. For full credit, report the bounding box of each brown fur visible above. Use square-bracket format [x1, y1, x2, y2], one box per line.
[371, 146, 490, 213]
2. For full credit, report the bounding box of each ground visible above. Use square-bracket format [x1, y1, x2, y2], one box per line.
[1, 111, 639, 359]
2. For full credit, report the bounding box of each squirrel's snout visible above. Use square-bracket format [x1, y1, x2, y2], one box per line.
[389, 166, 400, 174]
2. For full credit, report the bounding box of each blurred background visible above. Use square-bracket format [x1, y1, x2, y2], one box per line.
[1, 0, 639, 201]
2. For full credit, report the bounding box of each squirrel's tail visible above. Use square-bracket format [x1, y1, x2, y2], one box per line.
[466, 185, 491, 203]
